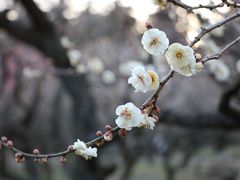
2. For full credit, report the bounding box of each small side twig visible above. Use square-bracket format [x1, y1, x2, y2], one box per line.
[168, 0, 240, 12]
[189, 12, 240, 47]
[201, 36, 240, 63]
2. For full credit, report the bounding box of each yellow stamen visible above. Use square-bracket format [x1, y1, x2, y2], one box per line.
[176, 51, 183, 59]
[150, 38, 159, 47]
[120, 108, 132, 120]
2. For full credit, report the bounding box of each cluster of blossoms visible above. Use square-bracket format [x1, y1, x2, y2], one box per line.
[72, 26, 206, 161]
[141, 28, 203, 76]
[115, 27, 205, 133]
[128, 66, 159, 92]
[115, 102, 156, 131]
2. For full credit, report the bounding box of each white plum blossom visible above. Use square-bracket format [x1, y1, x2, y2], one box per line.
[166, 43, 196, 76]
[128, 66, 159, 93]
[207, 60, 230, 82]
[141, 28, 169, 56]
[141, 114, 156, 130]
[73, 139, 97, 160]
[147, 70, 159, 90]
[80, 147, 97, 160]
[115, 102, 144, 131]
[128, 66, 151, 92]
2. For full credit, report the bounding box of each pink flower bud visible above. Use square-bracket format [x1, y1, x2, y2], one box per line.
[118, 129, 127, 138]
[67, 145, 73, 151]
[105, 125, 112, 131]
[145, 22, 153, 29]
[103, 132, 113, 141]
[96, 131, 103, 136]
[60, 156, 67, 164]
[33, 149, 40, 155]
[7, 140, 13, 148]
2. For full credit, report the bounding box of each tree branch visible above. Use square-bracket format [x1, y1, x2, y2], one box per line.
[167, 0, 240, 12]
[189, 12, 240, 47]
[17, 0, 53, 31]
[201, 36, 240, 63]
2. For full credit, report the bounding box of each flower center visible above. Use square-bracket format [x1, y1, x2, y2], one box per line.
[175, 51, 183, 59]
[137, 75, 144, 83]
[120, 108, 132, 120]
[150, 38, 159, 47]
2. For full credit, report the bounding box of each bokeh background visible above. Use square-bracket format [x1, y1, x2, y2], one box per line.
[0, 0, 240, 180]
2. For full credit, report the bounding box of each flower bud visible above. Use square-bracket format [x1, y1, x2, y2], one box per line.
[118, 129, 127, 138]
[103, 132, 113, 142]
[7, 140, 13, 148]
[96, 131, 103, 136]
[195, 53, 202, 60]
[95, 139, 104, 147]
[195, 62, 204, 72]
[145, 22, 153, 29]
[60, 156, 67, 164]
[15, 153, 25, 163]
[67, 145, 74, 151]
[33, 149, 40, 155]
[105, 125, 112, 131]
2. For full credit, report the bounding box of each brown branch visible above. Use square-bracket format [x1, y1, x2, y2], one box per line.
[201, 35, 240, 63]
[189, 12, 240, 47]
[140, 70, 175, 109]
[167, 0, 193, 12]
[191, 3, 225, 10]
[223, 0, 240, 8]
[17, 0, 53, 30]
[168, 0, 240, 12]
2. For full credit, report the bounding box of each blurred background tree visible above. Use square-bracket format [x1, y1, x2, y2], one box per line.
[0, 0, 240, 180]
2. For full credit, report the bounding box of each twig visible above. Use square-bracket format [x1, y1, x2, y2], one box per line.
[168, 0, 240, 12]
[189, 12, 240, 47]
[140, 70, 175, 109]
[201, 36, 240, 63]
[223, 0, 240, 8]
[191, 3, 225, 10]
[167, 0, 193, 12]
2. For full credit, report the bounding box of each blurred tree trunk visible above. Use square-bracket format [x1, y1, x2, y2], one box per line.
[0, 1, 101, 180]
